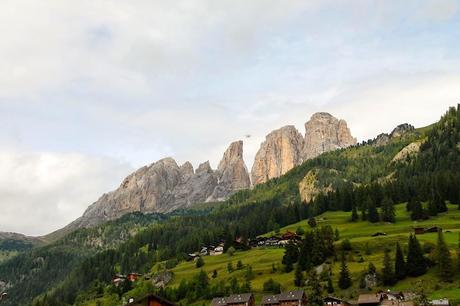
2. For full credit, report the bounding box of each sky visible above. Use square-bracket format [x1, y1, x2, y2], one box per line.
[1, 0, 460, 236]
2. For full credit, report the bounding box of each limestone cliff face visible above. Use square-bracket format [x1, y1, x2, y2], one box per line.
[372, 123, 417, 147]
[69, 141, 250, 229]
[302, 112, 356, 160]
[251, 126, 304, 185]
[251, 113, 356, 185]
[208, 141, 251, 201]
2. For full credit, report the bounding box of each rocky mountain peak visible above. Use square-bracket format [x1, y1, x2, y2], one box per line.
[251, 114, 356, 185]
[251, 125, 305, 185]
[302, 112, 356, 160]
[217, 140, 244, 171]
[390, 123, 416, 138]
[209, 140, 250, 201]
[196, 161, 213, 174]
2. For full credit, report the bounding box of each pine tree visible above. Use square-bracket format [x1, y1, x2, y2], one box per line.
[351, 205, 359, 222]
[294, 264, 304, 287]
[282, 242, 298, 272]
[406, 234, 427, 277]
[382, 249, 395, 285]
[367, 200, 379, 223]
[308, 269, 323, 306]
[436, 230, 453, 281]
[326, 274, 334, 293]
[394, 242, 406, 280]
[428, 198, 438, 216]
[434, 191, 448, 213]
[457, 233, 460, 274]
[338, 252, 352, 289]
[411, 199, 424, 220]
[380, 196, 395, 223]
[195, 257, 204, 268]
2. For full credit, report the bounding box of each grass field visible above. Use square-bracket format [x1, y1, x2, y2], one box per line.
[158, 203, 460, 305]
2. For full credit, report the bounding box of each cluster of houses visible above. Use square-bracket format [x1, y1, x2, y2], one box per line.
[211, 290, 307, 306]
[112, 273, 143, 287]
[122, 290, 452, 306]
[188, 244, 225, 260]
[187, 232, 302, 262]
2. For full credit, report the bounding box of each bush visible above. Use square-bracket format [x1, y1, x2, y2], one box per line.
[341, 239, 352, 251]
[296, 227, 305, 235]
[165, 259, 178, 269]
[195, 257, 204, 268]
[227, 246, 236, 256]
[263, 278, 281, 294]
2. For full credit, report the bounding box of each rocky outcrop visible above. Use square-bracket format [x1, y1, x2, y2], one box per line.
[251, 126, 304, 185]
[390, 123, 416, 138]
[68, 141, 250, 229]
[208, 141, 251, 201]
[372, 123, 418, 147]
[391, 141, 422, 163]
[251, 113, 356, 185]
[298, 169, 334, 203]
[302, 112, 356, 160]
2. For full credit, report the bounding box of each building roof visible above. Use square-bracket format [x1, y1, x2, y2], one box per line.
[431, 299, 449, 306]
[211, 297, 227, 306]
[261, 294, 280, 305]
[124, 294, 177, 306]
[226, 293, 253, 304]
[278, 290, 305, 301]
[358, 294, 382, 304]
[324, 296, 347, 303]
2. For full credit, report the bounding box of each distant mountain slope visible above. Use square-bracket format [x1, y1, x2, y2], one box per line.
[0, 232, 45, 263]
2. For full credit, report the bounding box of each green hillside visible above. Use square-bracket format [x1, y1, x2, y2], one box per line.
[101, 203, 459, 306]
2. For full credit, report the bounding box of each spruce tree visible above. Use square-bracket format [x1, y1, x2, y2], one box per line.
[308, 269, 323, 306]
[338, 252, 352, 289]
[428, 198, 438, 216]
[326, 274, 334, 293]
[381, 196, 395, 223]
[294, 264, 304, 287]
[351, 205, 359, 222]
[382, 249, 395, 285]
[367, 201, 379, 223]
[436, 230, 453, 281]
[434, 191, 447, 213]
[457, 233, 460, 274]
[406, 234, 427, 277]
[410, 199, 424, 220]
[394, 242, 406, 280]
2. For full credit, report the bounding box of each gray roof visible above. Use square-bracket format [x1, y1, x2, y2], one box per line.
[226, 293, 253, 304]
[261, 294, 280, 305]
[358, 294, 382, 304]
[278, 290, 305, 301]
[211, 297, 227, 306]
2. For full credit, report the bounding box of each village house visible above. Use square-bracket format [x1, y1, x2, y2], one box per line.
[124, 294, 177, 306]
[127, 273, 142, 282]
[431, 298, 450, 306]
[226, 293, 255, 306]
[261, 294, 280, 305]
[278, 290, 307, 306]
[0, 292, 7, 301]
[211, 297, 228, 306]
[324, 296, 349, 306]
[358, 293, 383, 306]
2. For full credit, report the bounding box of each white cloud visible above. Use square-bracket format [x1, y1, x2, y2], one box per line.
[0, 150, 132, 236]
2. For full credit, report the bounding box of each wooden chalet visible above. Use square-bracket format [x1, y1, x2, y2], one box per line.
[211, 297, 228, 306]
[278, 290, 307, 306]
[324, 296, 349, 306]
[358, 293, 383, 306]
[413, 227, 425, 235]
[226, 293, 255, 306]
[124, 294, 177, 306]
[261, 294, 280, 305]
[431, 299, 450, 306]
[280, 231, 301, 241]
[0, 292, 7, 301]
[127, 273, 142, 282]
[424, 226, 441, 233]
